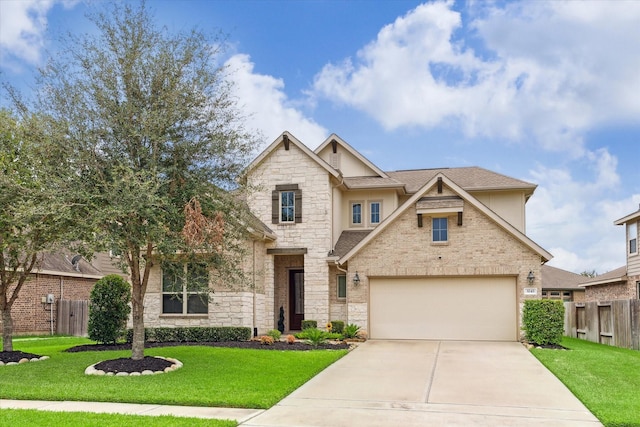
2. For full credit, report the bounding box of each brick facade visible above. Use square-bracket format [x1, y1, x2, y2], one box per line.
[0, 273, 96, 335]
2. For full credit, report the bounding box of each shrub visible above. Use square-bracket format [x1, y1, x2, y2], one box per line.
[330, 320, 344, 334]
[303, 328, 327, 347]
[522, 300, 565, 345]
[260, 335, 274, 345]
[267, 329, 281, 341]
[125, 326, 251, 343]
[88, 274, 131, 345]
[301, 320, 317, 330]
[286, 334, 296, 344]
[342, 323, 361, 339]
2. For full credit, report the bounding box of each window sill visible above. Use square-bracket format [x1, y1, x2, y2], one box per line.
[431, 241, 449, 246]
[160, 314, 209, 319]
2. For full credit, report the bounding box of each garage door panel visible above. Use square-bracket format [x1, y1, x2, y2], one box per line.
[370, 277, 516, 341]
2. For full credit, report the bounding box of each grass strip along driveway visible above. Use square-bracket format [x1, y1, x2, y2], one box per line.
[531, 337, 640, 427]
[0, 408, 237, 427]
[1, 336, 347, 409]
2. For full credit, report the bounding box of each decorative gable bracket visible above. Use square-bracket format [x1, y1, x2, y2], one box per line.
[416, 196, 464, 227]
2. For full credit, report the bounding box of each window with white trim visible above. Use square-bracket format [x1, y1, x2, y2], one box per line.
[369, 201, 381, 225]
[629, 221, 638, 255]
[162, 262, 209, 314]
[351, 202, 363, 226]
[337, 275, 346, 299]
[432, 217, 448, 242]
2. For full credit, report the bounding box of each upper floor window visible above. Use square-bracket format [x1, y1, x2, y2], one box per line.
[629, 222, 638, 255]
[351, 202, 363, 226]
[281, 191, 295, 223]
[272, 184, 302, 224]
[370, 201, 381, 225]
[432, 217, 448, 242]
[162, 262, 209, 315]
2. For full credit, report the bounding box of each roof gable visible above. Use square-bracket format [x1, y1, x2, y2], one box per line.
[614, 206, 640, 225]
[315, 133, 388, 178]
[338, 172, 552, 264]
[245, 131, 340, 179]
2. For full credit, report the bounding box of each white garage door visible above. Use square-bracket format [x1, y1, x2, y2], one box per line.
[369, 277, 517, 341]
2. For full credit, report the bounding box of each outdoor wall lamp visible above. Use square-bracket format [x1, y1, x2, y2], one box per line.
[527, 271, 535, 285]
[353, 271, 361, 286]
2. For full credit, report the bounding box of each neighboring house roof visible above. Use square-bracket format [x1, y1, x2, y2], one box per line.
[245, 131, 340, 179]
[34, 251, 103, 279]
[314, 133, 389, 178]
[580, 266, 627, 287]
[332, 230, 372, 258]
[541, 265, 590, 290]
[338, 173, 552, 265]
[387, 167, 537, 196]
[614, 206, 640, 225]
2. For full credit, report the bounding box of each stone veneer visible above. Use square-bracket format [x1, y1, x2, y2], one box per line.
[248, 142, 334, 329]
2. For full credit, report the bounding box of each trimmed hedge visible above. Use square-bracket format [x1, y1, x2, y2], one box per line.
[522, 299, 565, 345]
[330, 320, 345, 334]
[125, 326, 251, 343]
[301, 320, 317, 330]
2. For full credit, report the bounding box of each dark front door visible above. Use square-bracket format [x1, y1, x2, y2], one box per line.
[289, 269, 304, 330]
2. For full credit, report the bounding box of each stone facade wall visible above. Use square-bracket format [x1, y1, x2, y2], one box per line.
[248, 142, 334, 328]
[1, 273, 96, 335]
[346, 185, 542, 336]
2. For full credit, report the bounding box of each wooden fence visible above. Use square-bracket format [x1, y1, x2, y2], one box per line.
[56, 300, 89, 337]
[564, 299, 640, 350]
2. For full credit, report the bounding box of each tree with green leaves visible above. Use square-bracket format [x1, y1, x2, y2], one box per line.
[18, 2, 257, 360]
[0, 110, 81, 352]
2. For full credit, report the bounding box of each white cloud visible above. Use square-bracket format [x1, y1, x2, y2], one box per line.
[0, 0, 78, 71]
[526, 148, 636, 274]
[225, 54, 328, 150]
[312, 0, 640, 156]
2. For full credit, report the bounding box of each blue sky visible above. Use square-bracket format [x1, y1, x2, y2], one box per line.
[2, 0, 639, 275]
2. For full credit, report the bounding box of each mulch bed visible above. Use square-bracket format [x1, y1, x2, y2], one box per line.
[93, 356, 174, 374]
[0, 351, 43, 364]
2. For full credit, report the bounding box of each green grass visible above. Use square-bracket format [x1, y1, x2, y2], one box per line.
[531, 337, 640, 427]
[0, 409, 236, 427]
[1, 336, 347, 409]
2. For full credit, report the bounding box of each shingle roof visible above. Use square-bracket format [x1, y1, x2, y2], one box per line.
[541, 265, 590, 290]
[37, 251, 103, 277]
[386, 167, 537, 194]
[332, 230, 372, 258]
[343, 176, 404, 190]
[581, 266, 627, 287]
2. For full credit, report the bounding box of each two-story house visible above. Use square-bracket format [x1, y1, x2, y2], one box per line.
[142, 132, 552, 341]
[580, 206, 640, 300]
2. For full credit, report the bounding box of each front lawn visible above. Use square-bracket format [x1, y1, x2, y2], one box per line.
[531, 337, 640, 427]
[1, 336, 347, 409]
[0, 409, 236, 427]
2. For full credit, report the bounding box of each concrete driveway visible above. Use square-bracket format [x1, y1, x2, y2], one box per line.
[241, 340, 602, 427]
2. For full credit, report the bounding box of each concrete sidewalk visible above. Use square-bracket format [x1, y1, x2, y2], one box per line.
[0, 399, 263, 423]
[241, 340, 603, 427]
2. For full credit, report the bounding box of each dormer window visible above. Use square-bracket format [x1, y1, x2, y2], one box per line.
[370, 201, 381, 225]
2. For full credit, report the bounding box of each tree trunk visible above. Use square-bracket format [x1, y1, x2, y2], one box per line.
[131, 284, 144, 360]
[1, 308, 14, 352]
